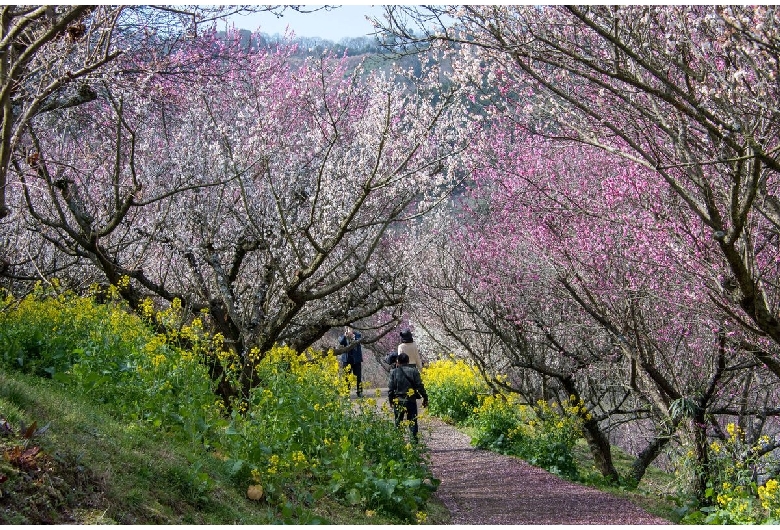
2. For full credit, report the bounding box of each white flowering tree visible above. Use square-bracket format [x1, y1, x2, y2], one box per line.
[7, 31, 472, 398]
[0, 5, 288, 223]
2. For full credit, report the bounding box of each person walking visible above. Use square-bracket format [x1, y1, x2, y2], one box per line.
[398, 329, 423, 368]
[339, 326, 363, 397]
[388, 352, 428, 441]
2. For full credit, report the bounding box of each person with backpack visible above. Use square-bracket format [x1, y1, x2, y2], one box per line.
[388, 352, 428, 441]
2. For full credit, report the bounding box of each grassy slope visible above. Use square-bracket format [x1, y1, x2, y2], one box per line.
[0, 370, 271, 523]
[0, 370, 415, 524]
[1, 366, 669, 524]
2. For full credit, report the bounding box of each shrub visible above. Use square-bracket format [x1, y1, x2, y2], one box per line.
[422, 357, 487, 424]
[467, 393, 583, 479]
[467, 393, 523, 451]
[508, 398, 583, 479]
[680, 423, 780, 524]
[422, 356, 584, 478]
[0, 282, 221, 442]
[0, 280, 136, 380]
[217, 345, 437, 522]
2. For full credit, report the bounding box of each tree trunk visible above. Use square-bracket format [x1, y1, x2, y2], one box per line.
[560, 377, 619, 482]
[691, 412, 711, 505]
[581, 417, 620, 483]
[629, 423, 676, 484]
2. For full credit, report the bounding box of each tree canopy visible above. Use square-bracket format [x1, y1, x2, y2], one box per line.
[3, 4, 780, 503]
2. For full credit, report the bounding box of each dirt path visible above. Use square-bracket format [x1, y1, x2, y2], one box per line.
[366, 389, 670, 525]
[419, 413, 670, 525]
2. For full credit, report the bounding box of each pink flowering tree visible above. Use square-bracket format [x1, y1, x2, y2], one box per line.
[6, 30, 472, 399]
[380, 5, 780, 380]
[409, 122, 780, 493]
[377, 6, 780, 494]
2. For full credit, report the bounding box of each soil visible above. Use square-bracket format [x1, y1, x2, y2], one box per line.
[368, 388, 671, 525]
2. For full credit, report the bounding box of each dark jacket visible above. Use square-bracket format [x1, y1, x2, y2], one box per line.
[388, 364, 427, 403]
[339, 331, 363, 364]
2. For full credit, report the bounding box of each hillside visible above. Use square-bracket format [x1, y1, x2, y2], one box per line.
[0, 370, 407, 524]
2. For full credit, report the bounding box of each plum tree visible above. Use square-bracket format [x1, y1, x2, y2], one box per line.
[379, 4, 780, 379]
[379, 7, 780, 491]
[0, 5, 288, 221]
[4, 29, 473, 399]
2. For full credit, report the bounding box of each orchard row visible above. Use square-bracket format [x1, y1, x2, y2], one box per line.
[1, 6, 779, 511]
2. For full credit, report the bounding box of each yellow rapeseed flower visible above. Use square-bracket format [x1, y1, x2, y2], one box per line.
[251, 468, 263, 483]
[267, 454, 279, 474]
[292, 450, 307, 467]
[151, 354, 167, 367]
[140, 298, 155, 319]
[717, 493, 732, 507]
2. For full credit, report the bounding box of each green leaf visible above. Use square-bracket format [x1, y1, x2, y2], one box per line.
[52, 371, 71, 384]
[224, 424, 239, 435]
[375, 478, 397, 498]
[346, 488, 362, 505]
[229, 459, 245, 475]
[402, 478, 421, 489]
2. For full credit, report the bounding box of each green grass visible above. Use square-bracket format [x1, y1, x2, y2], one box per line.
[0, 370, 417, 524]
[0, 370, 268, 523]
[570, 438, 680, 523]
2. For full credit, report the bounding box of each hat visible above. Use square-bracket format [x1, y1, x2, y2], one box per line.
[399, 329, 413, 343]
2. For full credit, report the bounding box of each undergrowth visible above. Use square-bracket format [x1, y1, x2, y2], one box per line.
[422, 357, 679, 522]
[0, 283, 438, 524]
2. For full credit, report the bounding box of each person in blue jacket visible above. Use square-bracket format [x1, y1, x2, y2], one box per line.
[339, 326, 363, 397]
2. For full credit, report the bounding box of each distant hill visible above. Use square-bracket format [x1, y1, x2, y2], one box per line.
[218, 29, 429, 77]
[222, 29, 381, 56]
